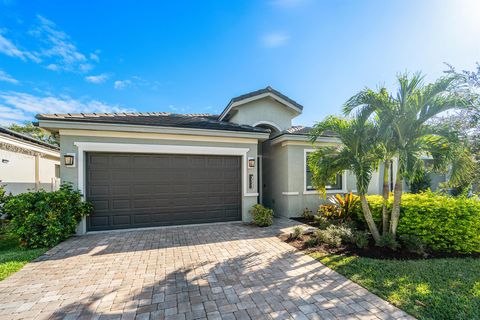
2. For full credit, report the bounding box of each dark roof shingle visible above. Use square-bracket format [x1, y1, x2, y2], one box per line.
[226, 86, 304, 113]
[36, 112, 270, 134]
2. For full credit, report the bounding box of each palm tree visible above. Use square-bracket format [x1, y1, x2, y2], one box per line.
[344, 72, 473, 237]
[343, 87, 395, 235]
[309, 116, 382, 242]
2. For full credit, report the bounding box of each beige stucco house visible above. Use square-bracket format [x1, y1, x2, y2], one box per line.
[0, 127, 60, 195]
[37, 87, 397, 234]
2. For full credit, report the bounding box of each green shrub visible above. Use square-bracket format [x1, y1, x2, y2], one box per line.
[3, 184, 93, 248]
[353, 231, 370, 249]
[376, 233, 400, 251]
[290, 227, 303, 240]
[399, 234, 425, 255]
[301, 208, 313, 220]
[250, 204, 273, 227]
[352, 192, 480, 253]
[304, 237, 318, 248]
[318, 204, 341, 219]
[315, 228, 342, 248]
[313, 214, 329, 229]
[315, 225, 354, 248]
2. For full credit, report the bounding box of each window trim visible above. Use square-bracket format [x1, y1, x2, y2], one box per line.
[303, 149, 347, 195]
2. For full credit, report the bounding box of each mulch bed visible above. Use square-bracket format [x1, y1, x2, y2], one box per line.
[284, 218, 479, 260]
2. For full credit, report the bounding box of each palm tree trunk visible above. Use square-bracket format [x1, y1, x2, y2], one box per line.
[390, 165, 403, 237]
[382, 159, 390, 235]
[359, 193, 381, 243]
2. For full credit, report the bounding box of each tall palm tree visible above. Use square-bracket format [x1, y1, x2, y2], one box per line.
[309, 116, 382, 242]
[344, 72, 472, 237]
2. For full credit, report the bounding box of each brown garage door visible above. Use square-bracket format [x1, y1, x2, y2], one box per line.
[86, 153, 242, 231]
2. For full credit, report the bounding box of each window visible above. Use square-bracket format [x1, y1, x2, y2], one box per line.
[305, 152, 343, 191]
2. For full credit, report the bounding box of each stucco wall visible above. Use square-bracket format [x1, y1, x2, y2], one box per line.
[0, 148, 59, 195]
[228, 98, 297, 131]
[59, 133, 260, 231]
[261, 140, 289, 217]
[266, 143, 385, 218]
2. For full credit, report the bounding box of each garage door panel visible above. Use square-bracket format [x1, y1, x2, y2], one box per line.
[86, 152, 242, 231]
[111, 156, 131, 167]
[89, 155, 109, 167]
[112, 215, 131, 226]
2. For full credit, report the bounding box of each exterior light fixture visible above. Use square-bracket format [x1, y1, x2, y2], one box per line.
[248, 157, 255, 168]
[64, 153, 75, 167]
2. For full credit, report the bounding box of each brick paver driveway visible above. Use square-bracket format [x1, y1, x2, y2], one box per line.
[0, 220, 413, 320]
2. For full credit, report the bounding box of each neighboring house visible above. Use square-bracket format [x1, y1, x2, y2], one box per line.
[0, 127, 60, 195]
[35, 87, 432, 233]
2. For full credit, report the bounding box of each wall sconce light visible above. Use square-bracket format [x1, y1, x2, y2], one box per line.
[248, 157, 255, 168]
[64, 153, 75, 167]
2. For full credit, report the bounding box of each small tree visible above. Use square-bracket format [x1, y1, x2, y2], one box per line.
[309, 116, 382, 242]
[344, 72, 474, 237]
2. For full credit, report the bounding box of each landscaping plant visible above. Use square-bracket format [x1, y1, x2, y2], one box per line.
[250, 204, 273, 227]
[3, 184, 93, 248]
[343, 72, 474, 239]
[327, 192, 359, 222]
[352, 192, 480, 253]
[290, 226, 303, 240]
[309, 116, 383, 243]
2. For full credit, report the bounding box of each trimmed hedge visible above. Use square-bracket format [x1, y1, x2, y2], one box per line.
[353, 192, 480, 253]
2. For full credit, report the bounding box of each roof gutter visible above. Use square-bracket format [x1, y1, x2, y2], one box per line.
[270, 133, 340, 146]
[38, 120, 271, 140]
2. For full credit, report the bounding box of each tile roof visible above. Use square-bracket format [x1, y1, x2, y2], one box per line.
[226, 86, 304, 111]
[0, 127, 59, 151]
[35, 112, 270, 134]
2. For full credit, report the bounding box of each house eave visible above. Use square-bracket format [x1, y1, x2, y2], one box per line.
[38, 120, 271, 140]
[0, 134, 60, 158]
[269, 133, 340, 146]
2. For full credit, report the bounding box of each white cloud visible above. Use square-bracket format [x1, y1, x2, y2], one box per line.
[261, 32, 290, 48]
[30, 15, 91, 73]
[89, 51, 100, 62]
[114, 76, 160, 91]
[0, 70, 19, 84]
[114, 79, 132, 90]
[0, 33, 40, 62]
[0, 91, 134, 125]
[0, 105, 30, 125]
[85, 73, 110, 84]
[0, 16, 98, 73]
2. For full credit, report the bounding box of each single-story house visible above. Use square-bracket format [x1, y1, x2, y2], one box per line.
[36, 87, 441, 234]
[0, 127, 60, 195]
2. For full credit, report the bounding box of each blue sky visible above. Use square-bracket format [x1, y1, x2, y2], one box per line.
[0, 0, 479, 127]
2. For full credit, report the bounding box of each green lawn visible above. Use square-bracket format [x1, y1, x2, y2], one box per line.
[0, 235, 48, 281]
[312, 253, 480, 320]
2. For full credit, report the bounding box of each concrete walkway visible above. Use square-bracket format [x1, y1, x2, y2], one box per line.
[0, 220, 413, 320]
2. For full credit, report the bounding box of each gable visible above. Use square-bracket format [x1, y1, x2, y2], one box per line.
[226, 97, 298, 132]
[220, 87, 303, 132]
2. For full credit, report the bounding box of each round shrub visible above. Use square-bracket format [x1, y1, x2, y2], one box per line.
[3, 184, 93, 248]
[250, 204, 273, 227]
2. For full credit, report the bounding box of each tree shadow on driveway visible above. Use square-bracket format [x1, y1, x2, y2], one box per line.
[48, 249, 406, 320]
